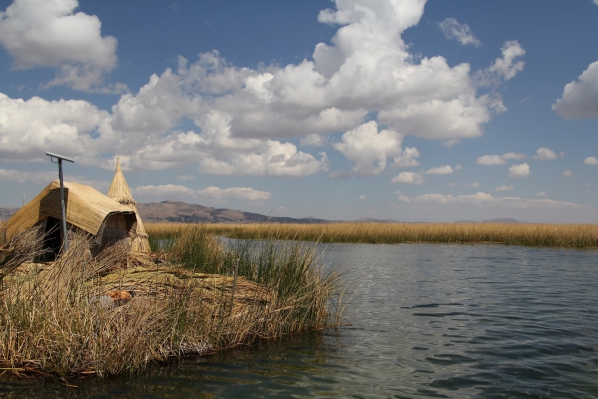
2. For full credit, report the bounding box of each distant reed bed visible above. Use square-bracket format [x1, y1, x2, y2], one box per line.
[146, 222, 598, 248]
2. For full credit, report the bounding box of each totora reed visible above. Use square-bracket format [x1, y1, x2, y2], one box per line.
[146, 222, 598, 248]
[0, 225, 345, 378]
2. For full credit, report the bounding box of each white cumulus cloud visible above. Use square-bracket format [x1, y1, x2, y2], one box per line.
[195, 134, 330, 177]
[0, 0, 529, 177]
[424, 165, 455, 175]
[477, 155, 505, 165]
[171, 0, 518, 143]
[502, 152, 526, 160]
[438, 18, 481, 47]
[584, 156, 598, 165]
[533, 147, 558, 160]
[494, 184, 514, 192]
[392, 147, 420, 168]
[0, 93, 109, 163]
[563, 170, 573, 177]
[196, 186, 271, 202]
[553, 61, 598, 119]
[509, 163, 530, 178]
[477, 152, 526, 165]
[391, 171, 424, 185]
[334, 121, 404, 176]
[476, 41, 526, 87]
[133, 184, 271, 203]
[0, 0, 122, 91]
[443, 139, 460, 148]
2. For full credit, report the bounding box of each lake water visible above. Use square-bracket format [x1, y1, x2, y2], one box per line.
[1, 243, 597, 398]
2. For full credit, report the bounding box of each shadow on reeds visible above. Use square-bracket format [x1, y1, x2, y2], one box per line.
[0, 225, 346, 378]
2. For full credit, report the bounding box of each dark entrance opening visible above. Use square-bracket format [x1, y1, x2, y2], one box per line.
[41, 216, 62, 261]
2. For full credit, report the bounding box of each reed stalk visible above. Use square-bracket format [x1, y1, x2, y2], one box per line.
[146, 222, 598, 248]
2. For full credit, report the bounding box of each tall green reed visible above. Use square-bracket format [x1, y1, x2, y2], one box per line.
[156, 224, 345, 334]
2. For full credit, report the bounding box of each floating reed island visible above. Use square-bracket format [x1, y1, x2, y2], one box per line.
[146, 222, 598, 248]
[0, 226, 342, 378]
[0, 161, 344, 378]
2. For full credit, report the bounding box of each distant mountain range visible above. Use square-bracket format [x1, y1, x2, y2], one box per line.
[454, 218, 522, 224]
[136, 201, 330, 224]
[0, 201, 523, 224]
[0, 207, 18, 222]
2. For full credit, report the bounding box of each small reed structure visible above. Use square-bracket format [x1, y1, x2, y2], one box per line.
[107, 159, 150, 252]
[5, 180, 138, 258]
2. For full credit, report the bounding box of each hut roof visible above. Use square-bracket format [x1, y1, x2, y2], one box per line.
[6, 180, 133, 241]
[107, 159, 135, 205]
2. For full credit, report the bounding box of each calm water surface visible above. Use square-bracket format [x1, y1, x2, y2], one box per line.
[1, 243, 597, 398]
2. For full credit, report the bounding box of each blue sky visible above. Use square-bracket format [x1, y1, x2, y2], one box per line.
[0, 0, 597, 222]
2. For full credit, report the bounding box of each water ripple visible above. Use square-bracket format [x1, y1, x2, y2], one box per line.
[2, 243, 597, 398]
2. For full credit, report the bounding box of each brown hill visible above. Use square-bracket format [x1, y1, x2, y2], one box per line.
[136, 201, 329, 224]
[482, 218, 522, 224]
[1, 202, 523, 225]
[455, 218, 523, 224]
[0, 207, 18, 222]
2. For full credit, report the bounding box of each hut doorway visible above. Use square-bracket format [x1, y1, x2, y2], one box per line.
[42, 216, 62, 261]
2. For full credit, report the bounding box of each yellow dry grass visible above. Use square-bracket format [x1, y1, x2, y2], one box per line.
[146, 222, 598, 248]
[0, 225, 344, 377]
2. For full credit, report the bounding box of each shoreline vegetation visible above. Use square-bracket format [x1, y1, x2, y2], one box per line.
[0, 224, 344, 378]
[146, 222, 598, 248]
[1, 219, 594, 378]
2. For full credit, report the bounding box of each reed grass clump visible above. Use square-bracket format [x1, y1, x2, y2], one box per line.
[145, 222, 598, 248]
[152, 225, 344, 335]
[0, 225, 344, 377]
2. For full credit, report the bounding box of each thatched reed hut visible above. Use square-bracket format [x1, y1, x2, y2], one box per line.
[5, 180, 139, 260]
[107, 159, 150, 252]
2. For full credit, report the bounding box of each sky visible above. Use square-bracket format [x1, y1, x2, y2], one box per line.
[0, 0, 597, 223]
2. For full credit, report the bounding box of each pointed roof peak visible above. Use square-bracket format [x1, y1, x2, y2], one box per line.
[108, 157, 134, 204]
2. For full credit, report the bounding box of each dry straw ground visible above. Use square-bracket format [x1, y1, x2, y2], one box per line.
[0, 225, 344, 378]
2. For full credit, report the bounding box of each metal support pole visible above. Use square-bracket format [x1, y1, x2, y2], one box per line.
[46, 151, 74, 254]
[57, 159, 69, 251]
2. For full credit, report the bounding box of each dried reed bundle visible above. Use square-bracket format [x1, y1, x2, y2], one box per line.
[90, 266, 274, 304]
